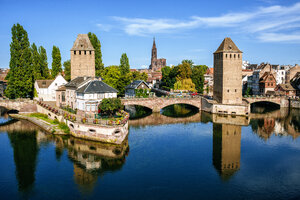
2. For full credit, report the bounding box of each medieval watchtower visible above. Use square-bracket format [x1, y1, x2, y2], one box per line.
[213, 38, 242, 105]
[70, 34, 95, 80]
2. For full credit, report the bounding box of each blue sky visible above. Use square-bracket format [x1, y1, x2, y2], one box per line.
[0, 0, 300, 69]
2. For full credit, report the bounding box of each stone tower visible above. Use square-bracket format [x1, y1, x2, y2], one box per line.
[150, 37, 157, 70]
[213, 37, 242, 105]
[71, 34, 95, 80]
[213, 123, 241, 180]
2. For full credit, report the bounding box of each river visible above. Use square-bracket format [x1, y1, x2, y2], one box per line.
[0, 106, 300, 199]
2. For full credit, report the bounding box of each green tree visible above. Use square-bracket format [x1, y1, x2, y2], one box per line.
[88, 32, 104, 76]
[120, 53, 130, 74]
[182, 59, 194, 66]
[51, 45, 62, 78]
[5, 23, 34, 99]
[191, 65, 208, 94]
[174, 78, 196, 91]
[63, 60, 71, 81]
[177, 62, 192, 80]
[39, 46, 49, 79]
[31, 43, 42, 80]
[98, 98, 123, 116]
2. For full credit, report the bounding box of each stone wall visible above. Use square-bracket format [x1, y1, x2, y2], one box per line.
[0, 99, 37, 113]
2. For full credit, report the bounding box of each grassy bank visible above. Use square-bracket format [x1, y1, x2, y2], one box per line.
[29, 113, 70, 134]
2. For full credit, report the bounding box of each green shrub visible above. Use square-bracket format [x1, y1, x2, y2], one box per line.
[58, 122, 70, 134]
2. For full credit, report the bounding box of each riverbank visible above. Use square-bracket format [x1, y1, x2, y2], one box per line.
[9, 113, 67, 135]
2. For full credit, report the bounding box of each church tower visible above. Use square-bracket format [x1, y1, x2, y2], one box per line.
[213, 38, 242, 105]
[150, 37, 157, 71]
[70, 34, 95, 80]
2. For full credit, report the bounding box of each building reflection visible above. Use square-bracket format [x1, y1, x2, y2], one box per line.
[53, 136, 129, 193]
[212, 122, 241, 180]
[250, 108, 300, 140]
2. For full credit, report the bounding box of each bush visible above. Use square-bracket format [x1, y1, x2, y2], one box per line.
[58, 122, 70, 134]
[98, 98, 124, 117]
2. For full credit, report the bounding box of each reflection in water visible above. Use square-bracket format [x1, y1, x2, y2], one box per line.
[0, 106, 299, 198]
[125, 105, 152, 120]
[213, 123, 241, 180]
[7, 127, 39, 193]
[53, 135, 129, 193]
[251, 101, 280, 113]
[161, 104, 199, 118]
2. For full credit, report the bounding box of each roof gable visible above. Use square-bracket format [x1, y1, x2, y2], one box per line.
[36, 80, 53, 88]
[76, 80, 118, 94]
[125, 80, 150, 89]
[214, 37, 242, 54]
[71, 34, 94, 51]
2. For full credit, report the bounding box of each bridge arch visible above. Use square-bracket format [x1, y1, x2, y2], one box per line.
[250, 101, 280, 113]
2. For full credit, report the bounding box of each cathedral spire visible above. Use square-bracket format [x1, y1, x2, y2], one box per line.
[153, 37, 156, 48]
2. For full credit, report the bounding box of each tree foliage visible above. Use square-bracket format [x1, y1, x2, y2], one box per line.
[191, 65, 208, 94]
[160, 60, 207, 93]
[39, 46, 49, 79]
[51, 45, 62, 78]
[174, 78, 196, 91]
[98, 98, 123, 116]
[120, 53, 130, 74]
[88, 32, 104, 76]
[63, 60, 71, 81]
[5, 24, 34, 99]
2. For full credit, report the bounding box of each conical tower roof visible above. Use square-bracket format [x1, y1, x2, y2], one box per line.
[214, 37, 242, 53]
[71, 34, 94, 51]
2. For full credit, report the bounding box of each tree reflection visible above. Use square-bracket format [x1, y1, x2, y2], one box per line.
[8, 129, 39, 193]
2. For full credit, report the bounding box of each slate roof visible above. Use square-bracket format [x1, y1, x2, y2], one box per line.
[70, 34, 94, 51]
[125, 80, 150, 89]
[76, 80, 118, 94]
[36, 80, 54, 88]
[65, 77, 91, 88]
[214, 37, 242, 53]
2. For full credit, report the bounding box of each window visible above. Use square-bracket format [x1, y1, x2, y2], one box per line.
[84, 51, 86, 55]
[90, 51, 91, 55]
[74, 51, 76, 55]
[227, 89, 229, 92]
[226, 54, 228, 58]
[230, 54, 232, 58]
[235, 89, 237, 92]
[238, 54, 240, 58]
[79, 51, 81, 55]
[234, 54, 236, 58]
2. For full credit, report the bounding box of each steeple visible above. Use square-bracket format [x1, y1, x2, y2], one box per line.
[153, 37, 156, 48]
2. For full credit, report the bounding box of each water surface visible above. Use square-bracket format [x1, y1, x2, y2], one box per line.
[0, 107, 300, 199]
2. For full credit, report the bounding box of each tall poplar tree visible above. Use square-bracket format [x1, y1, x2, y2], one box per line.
[63, 60, 71, 81]
[88, 32, 104, 76]
[120, 53, 130, 74]
[6, 24, 34, 99]
[51, 46, 62, 78]
[39, 46, 49, 79]
[31, 43, 42, 80]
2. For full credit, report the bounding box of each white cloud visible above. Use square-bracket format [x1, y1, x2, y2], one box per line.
[96, 24, 112, 32]
[111, 2, 300, 42]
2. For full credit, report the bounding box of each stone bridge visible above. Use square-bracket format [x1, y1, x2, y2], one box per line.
[122, 97, 202, 112]
[0, 99, 37, 113]
[243, 96, 289, 107]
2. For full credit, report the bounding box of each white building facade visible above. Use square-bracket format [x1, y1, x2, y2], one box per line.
[35, 74, 67, 101]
